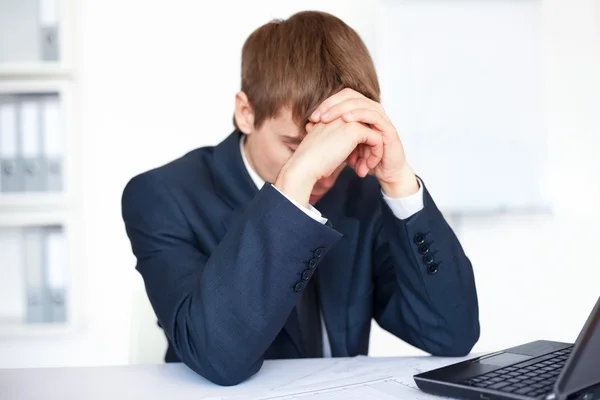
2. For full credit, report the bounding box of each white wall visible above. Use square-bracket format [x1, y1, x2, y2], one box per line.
[372, 0, 600, 357]
[0, 0, 598, 367]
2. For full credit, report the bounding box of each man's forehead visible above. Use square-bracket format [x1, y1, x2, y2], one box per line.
[271, 107, 306, 137]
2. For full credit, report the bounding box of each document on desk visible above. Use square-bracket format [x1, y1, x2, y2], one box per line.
[206, 356, 464, 400]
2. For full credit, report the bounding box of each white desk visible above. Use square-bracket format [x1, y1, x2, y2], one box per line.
[0, 356, 468, 399]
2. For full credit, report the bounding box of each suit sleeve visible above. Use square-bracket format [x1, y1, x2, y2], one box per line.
[371, 180, 480, 356]
[121, 174, 342, 385]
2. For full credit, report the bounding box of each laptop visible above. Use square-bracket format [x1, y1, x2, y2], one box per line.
[414, 296, 600, 400]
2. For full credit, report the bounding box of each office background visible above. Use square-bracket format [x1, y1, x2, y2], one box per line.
[0, 0, 599, 369]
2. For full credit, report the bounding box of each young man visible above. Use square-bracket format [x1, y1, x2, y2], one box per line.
[122, 11, 479, 386]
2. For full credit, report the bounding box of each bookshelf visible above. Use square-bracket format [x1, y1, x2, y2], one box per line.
[0, 0, 79, 337]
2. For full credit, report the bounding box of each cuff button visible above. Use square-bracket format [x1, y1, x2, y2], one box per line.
[314, 247, 325, 258]
[414, 233, 426, 245]
[427, 263, 439, 275]
[294, 281, 307, 292]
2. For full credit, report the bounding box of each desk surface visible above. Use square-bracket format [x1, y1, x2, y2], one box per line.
[0, 356, 468, 400]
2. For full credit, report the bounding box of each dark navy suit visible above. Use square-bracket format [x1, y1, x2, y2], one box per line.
[121, 130, 480, 386]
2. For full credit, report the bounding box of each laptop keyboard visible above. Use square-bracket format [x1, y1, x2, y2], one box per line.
[462, 347, 573, 398]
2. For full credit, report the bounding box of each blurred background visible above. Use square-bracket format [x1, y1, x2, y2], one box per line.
[0, 0, 599, 369]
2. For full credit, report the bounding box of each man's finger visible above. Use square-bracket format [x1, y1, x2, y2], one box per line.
[319, 98, 380, 123]
[355, 158, 366, 177]
[305, 121, 315, 133]
[309, 88, 364, 122]
[354, 125, 384, 169]
[360, 143, 375, 170]
[342, 108, 394, 140]
[347, 147, 359, 168]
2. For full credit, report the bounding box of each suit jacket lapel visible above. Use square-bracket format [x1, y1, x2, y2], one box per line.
[211, 130, 258, 211]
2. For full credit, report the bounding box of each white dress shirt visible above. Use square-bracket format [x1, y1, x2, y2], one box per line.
[239, 135, 425, 357]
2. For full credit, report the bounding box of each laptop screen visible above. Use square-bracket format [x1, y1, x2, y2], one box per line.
[555, 297, 600, 396]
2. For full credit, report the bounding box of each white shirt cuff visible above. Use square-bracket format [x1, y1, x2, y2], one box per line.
[271, 184, 328, 225]
[381, 177, 425, 220]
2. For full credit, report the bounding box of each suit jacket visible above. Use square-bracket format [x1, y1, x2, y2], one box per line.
[121, 130, 480, 386]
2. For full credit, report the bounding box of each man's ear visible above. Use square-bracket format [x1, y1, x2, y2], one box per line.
[234, 92, 255, 134]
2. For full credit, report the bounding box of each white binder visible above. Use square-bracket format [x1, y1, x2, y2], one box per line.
[23, 227, 45, 323]
[45, 227, 67, 323]
[0, 228, 26, 322]
[42, 96, 63, 192]
[0, 102, 20, 192]
[21, 100, 44, 192]
[39, 0, 59, 61]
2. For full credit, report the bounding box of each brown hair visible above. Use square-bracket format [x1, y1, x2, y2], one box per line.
[236, 10, 380, 131]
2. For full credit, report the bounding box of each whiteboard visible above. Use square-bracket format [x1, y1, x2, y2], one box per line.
[374, 0, 550, 214]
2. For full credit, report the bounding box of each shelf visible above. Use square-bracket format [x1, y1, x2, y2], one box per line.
[0, 63, 72, 79]
[0, 193, 72, 211]
[0, 0, 80, 346]
[0, 196, 75, 227]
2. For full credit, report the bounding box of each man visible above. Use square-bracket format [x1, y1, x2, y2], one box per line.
[121, 10, 479, 386]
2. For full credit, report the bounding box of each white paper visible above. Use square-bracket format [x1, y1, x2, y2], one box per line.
[241, 378, 429, 399]
[20, 101, 40, 158]
[206, 356, 467, 400]
[0, 103, 17, 157]
[226, 378, 439, 400]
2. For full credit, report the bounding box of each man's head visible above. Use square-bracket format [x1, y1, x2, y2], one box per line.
[234, 11, 380, 203]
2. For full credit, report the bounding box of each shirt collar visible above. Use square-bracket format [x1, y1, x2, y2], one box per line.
[240, 135, 265, 190]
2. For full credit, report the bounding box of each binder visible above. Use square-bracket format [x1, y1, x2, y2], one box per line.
[0, 228, 26, 321]
[0, 102, 21, 192]
[44, 227, 67, 323]
[20, 100, 45, 192]
[42, 96, 63, 192]
[39, 0, 59, 61]
[23, 227, 45, 323]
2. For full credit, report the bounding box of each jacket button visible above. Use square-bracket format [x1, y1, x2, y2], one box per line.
[427, 263, 439, 275]
[414, 233, 426, 245]
[314, 247, 325, 258]
[308, 258, 318, 269]
[294, 281, 307, 292]
[418, 243, 429, 255]
[301, 269, 313, 281]
[423, 254, 434, 265]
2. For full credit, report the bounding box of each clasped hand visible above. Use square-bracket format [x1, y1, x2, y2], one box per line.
[275, 88, 419, 207]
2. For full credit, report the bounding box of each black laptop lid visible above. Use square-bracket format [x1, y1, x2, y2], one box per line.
[554, 296, 600, 399]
